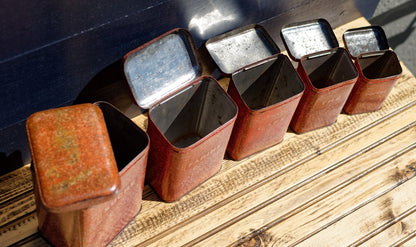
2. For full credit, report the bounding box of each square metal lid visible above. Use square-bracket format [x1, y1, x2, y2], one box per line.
[27, 104, 120, 212]
[343, 26, 389, 58]
[205, 24, 280, 75]
[123, 28, 202, 110]
[281, 19, 339, 61]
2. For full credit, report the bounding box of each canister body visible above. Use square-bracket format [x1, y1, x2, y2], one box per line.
[290, 48, 358, 133]
[343, 50, 402, 114]
[226, 54, 304, 160]
[145, 76, 237, 202]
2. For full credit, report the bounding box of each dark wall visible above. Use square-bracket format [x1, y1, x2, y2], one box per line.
[0, 0, 374, 174]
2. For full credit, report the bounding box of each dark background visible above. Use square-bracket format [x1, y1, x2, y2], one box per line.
[0, 0, 382, 175]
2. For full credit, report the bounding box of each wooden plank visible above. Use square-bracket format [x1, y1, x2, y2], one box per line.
[359, 212, 416, 246]
[141, 102, 416, 246]
[0, 166, 33, 204]
[194, 128, 416, 246]
[296, 176, 416, 246]
[391, 231, 416, 247]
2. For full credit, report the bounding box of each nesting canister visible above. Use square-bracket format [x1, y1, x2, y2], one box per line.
[226, 54, 305, 160]
[123, 29, 237, 202]
[205, 24, 280, 76]
[27, 103, 149, 247]
[342, 26, 402, 114]
[281, 19, 359, 133]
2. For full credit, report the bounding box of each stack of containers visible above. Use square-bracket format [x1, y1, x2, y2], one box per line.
[281, 19, 359, 133]
[27, 102, 149, 247]
[205, 24, 305, 160]
[342, 26, 402, 114]
[123, 28, 237, 202]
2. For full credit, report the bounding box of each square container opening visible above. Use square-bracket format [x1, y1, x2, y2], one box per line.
[96, 102, 149, 171]
[303, 49, 358, 89]
[358, 50, 402, 80]
[233, 55, 304, 110]
[150, 77, 237, 148]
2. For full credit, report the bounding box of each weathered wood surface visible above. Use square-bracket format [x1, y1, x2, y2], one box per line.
[2, 17, 416, 246]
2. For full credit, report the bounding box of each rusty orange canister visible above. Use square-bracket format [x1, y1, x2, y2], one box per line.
[226, 54, 304, 160]
[123, 29, 237, 202]
[27, 103, 149, 246]
[281, 19, 358, 133]
[342, 26, 402, 114]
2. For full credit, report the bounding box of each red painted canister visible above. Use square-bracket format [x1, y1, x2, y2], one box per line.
[342, 26, 402, 114]
[281, 19, 358, 133]
[27, 103, 149, 247]
[226, 54, 304, 160]
[123, 29, 237, 202]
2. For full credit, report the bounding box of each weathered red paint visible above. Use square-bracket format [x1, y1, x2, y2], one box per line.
[343, 51, 402, 114]
[27, 103, 149, 247]
[226, 54, 304, 160]
[146, 77, 237, 202]
[290, 48, 358, 133]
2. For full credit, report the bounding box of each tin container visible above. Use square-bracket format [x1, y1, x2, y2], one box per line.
[27, 103, 149, 247]
[226, 54, 305, 160]
[123, 29, 237, 202]
[205, 24, 280, 75]
[342, 26, 402, 114]
[281, 19, 358, 133]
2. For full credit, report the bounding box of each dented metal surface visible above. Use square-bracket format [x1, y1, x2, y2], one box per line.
[123, 29, 237, 202]
[227, 54, 304, 160]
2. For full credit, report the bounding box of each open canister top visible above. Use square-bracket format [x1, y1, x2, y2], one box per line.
[342, 26, 390, 58]
[123, 28, 202, 110]
[280, 19, 339, 61]
[27, 104, 120, 213]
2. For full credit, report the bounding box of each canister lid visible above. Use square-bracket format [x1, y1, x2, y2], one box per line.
[205, 24, 280, 75]
[123, 28, 202, 110]
[27, 103, 120, 212]
[343, 26, 389, 58]
[281, 19, 339, 61]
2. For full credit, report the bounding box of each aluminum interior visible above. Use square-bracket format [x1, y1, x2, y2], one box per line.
[303, 48, 358, 89]
[96, 102, 149, 171]
[206, 25, 280, 74]
[358, 50, 402, 79]
[123, 29, 201, 109]
[343, 26, 389, 58]
[150, 77, 237, 148]
[281, 19, 338, 61]
[233, 55, 304, 110]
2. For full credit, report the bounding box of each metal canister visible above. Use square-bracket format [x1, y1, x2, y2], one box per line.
[205, 24, 280, 76]
[281, 19, 358, 133]
[226, 54, 304, 160]
[342, 26, 402, 114]
[123, 29, 237, 202]
[27, 103, 149, 247]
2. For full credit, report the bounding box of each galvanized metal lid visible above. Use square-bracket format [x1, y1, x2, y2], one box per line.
[205, 24, 280, 75]
[123, 28, 202, 110]
[27, 104, 120, 212]
[343, 26, 389, 58]
[281, 19, 339, 61]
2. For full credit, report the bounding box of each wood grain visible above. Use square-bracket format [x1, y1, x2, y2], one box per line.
[1, 17, 416, 247]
